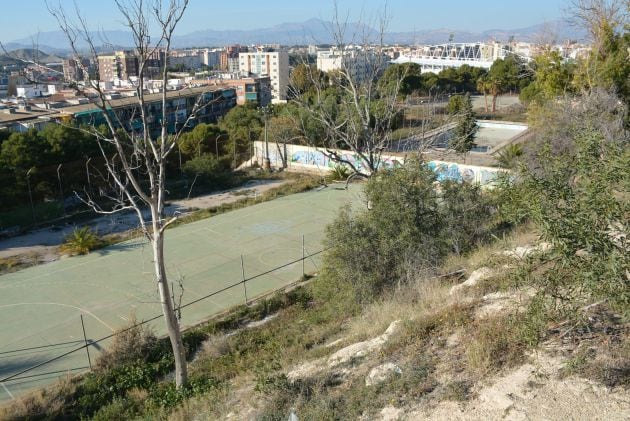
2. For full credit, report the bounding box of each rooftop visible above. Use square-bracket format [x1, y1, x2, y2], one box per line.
[59, 86, 233, 115]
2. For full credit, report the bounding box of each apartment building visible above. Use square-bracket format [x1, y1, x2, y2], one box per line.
[317, 48, 389, 83]
[61, 86, 236, 135]
[62, 58, 92, 82]
[238, 48, 289, 103]
[97, 51, 139, 81]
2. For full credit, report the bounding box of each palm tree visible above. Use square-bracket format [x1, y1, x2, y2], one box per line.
[476, 76, 491, 113]
[493, 143, 524, 169]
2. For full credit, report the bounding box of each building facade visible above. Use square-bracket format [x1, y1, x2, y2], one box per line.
[97, 51, 139, 81]
[61, 86, 236, 135]
[238, 49, 289, 102]
[62, 58, 92, 82]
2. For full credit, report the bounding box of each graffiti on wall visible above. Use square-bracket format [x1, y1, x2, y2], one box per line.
[256, 142, 502, 186]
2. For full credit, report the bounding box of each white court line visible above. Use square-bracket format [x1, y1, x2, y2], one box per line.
[0, 303, 115, 332]
[1, 382, 14, 400]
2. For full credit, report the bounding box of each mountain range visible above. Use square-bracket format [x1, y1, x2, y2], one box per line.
[2, 18, 587, 56]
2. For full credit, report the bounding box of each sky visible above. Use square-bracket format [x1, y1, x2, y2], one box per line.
[1, 0, 568, 42]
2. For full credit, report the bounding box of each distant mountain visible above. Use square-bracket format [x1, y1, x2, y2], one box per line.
[3, 18, 587, 54]
[0, 48, 63, 66]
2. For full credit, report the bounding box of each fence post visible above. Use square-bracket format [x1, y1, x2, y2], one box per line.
[302, 234, 305, 278]
[241, 255, 248, 305]
[80, 315, 92, 371]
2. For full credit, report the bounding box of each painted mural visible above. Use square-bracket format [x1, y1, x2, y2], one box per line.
[254, 142, 503, 187]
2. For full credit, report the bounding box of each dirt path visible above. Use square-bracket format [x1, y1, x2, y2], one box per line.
[0, 179, 289, 263]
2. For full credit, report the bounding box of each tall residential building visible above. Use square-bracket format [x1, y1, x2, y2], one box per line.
[201, 49, 221, 69]
[238, 48, 289, 103]
[62, 58, 91, 82]
[220, 45, 247, 71]
[97, 51, 139, 81]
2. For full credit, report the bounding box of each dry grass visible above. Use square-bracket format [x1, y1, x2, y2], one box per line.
[442, 222, 540, 275]
[0, 375, 78, 420]
[96, 315, 158, 370]
[343, 275, 458, 344]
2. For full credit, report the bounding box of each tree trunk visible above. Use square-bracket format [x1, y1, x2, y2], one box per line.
[483, 93, 489, 113]
[492, 94, 498, 113]
[152, 228, 188, 388]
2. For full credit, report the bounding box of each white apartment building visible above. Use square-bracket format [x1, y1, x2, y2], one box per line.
[201, 49, 221, 69]
[317, 48, 389, 83]
[239, 49, 289, 103]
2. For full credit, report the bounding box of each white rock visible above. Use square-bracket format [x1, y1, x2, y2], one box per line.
[450, 267, 494, 295]
[288, 321, 402, 382]
[379, 406, 403, 420]
[502, 242, 551, 259]
[366, 362, 402, 386]
[327, 320, 402, 367]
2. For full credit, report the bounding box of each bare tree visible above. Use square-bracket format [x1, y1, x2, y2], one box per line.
[45, 0, 207, 389]
[289, 4, 405, 178]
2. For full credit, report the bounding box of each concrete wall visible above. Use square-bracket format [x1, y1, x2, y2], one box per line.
[253, 141, 505, 186]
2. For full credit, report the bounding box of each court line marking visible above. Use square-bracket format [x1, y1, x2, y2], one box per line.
[0, 303, 115, 332]
[1, 382, 14, 400]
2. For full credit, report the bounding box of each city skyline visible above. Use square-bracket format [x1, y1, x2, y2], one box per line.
[0, 0, 568, 43]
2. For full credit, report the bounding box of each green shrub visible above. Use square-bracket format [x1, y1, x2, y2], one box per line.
[500, 92, 629, 315]
[328, 164, 351, 181]
[321, 156, 494, 301]
[60, 226, 103, 255]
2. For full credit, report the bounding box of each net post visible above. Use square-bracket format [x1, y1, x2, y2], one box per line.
[80, 315, 92, 371]
[241, 255, 248, 305]
[302, 234, 305, 278]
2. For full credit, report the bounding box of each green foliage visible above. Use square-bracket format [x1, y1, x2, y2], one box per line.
[182, 153, 231, 186]
[377, 62, 423, 97]
[328, 164, 351, 181]
[60, 226, 103, 255]
[519, 51, 576, 104]
[219, 104, 263, 156]
[177, 123, 224, 158]
[289, 63, 328, 97]
[493, 143, 524, 169]
[449, 93, 478, 153]
[500, 92, 630, 315]
[322, 156, 494, 301]
[576, 21, 630, 102]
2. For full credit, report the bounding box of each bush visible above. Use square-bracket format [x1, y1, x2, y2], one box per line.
[96, 316, 158, 370]
[182, 153, 231, 186]
[60, 226, 103, 255]
[321, 156, 495, 301]
[500, 90, 629, 315]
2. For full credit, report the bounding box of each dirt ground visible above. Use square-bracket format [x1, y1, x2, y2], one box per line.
[0, 179, 289, 264]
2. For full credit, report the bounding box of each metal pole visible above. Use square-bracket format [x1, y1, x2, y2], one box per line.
[80, 315, 92, 371]
[57, 164, 66, 217]
[302, 234, 305, 278]
[241, 255, 248, 305]
[263, 107, 270, 170]
[26, 168, 35, 223]
[85, 157, 93, 194]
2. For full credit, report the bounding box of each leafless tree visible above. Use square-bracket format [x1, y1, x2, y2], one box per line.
[569, 0, 628, 47]
[45, 0, 208, 389]
[289, 4, 406, 178]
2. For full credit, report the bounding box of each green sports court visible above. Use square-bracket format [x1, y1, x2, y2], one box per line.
[0, 184, 363, 401]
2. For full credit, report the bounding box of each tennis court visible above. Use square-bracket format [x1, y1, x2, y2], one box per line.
[0, 184, 363, 401]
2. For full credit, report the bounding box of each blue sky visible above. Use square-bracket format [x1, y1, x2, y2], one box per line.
[1, 0, 568, 42]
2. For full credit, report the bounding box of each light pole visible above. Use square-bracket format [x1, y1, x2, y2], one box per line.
[26, 167, 35, 223]
[85, 157, 93, 193]
[57, 164, 66, 217]
[215, 133, 226, 160]
[261, 106, 271, 171]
